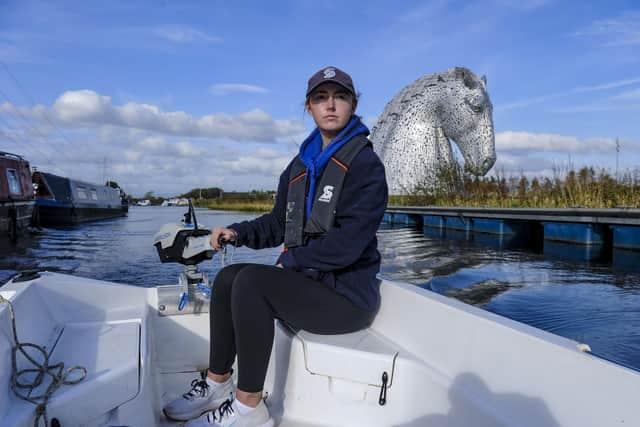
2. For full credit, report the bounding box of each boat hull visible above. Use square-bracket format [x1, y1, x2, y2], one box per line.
[0, 201, 34, 240]
[35, 201, 127, 226]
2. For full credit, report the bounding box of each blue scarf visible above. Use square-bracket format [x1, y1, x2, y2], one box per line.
[298, 116, 370, 218]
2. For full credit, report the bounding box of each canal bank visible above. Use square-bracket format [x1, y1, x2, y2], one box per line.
[385, 206, 640, 266]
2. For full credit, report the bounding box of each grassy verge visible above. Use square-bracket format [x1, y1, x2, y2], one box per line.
[194, 199, 274, 212]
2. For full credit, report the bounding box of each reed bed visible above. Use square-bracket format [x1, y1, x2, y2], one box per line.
[190, 191, 276, 212]
[198, 200, 274, 212]
[392, 165, 640, 208]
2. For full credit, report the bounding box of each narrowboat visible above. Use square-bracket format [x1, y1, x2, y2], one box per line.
[0, 152, 35, 241]
[33, 171, 128, 226]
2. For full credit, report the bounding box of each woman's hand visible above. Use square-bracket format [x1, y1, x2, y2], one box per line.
[211, 227, 237, 251]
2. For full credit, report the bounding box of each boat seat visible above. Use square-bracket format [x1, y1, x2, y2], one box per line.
[3, 320, 140, 426]
[294, 327, 398, 388]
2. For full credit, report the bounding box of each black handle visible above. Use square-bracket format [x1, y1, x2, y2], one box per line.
[379, 371, 388, 406]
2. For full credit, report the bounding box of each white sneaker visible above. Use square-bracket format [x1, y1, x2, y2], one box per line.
[163, 372, 235, 422]
[185, 399, 274, 427]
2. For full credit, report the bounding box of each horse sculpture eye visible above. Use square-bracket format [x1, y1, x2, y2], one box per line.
[465, 95, 484, 113]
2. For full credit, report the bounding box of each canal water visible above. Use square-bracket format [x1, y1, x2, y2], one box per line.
[1, 207, 639, 372]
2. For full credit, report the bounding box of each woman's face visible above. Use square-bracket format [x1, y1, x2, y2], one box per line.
[306, 82, 355, 136]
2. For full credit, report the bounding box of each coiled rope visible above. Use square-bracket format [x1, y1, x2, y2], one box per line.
[0, 294, 87, 427]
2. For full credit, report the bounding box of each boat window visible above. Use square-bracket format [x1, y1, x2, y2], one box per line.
[77, 186, 88, 199]
[90, 189, 98, 200]
[6, 169, 21, 195]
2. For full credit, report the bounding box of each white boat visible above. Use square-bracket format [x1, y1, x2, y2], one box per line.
[161, 198, 189, 207]
[1, 268, 638, 427]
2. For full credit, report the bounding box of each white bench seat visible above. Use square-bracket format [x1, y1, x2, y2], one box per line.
[295, 328, 398, 388]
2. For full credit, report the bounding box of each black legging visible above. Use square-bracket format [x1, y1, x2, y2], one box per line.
[208, 263, 376, 392]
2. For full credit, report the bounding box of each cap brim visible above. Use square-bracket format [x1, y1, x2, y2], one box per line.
[306, 80, 355, 97]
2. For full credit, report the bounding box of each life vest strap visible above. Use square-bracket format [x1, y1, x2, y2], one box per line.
[330, 156, 349, 172]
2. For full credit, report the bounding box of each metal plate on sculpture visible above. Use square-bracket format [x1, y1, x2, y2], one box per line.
[157, 284, 210, 316]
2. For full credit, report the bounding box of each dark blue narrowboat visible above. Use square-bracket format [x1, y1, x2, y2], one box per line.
[33, 171, 128, 226]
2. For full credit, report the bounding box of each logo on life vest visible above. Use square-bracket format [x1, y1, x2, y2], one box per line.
[285, 201, 295, 222]
[323, 68, 336, 79]
[318, 185, 334, 203]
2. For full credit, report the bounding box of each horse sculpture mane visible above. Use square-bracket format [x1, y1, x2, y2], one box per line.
[371, 67, 496, 195]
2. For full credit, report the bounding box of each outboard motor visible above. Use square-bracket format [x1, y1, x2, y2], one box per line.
[153, 201, 215, 265]
[153, 200, 216, 312]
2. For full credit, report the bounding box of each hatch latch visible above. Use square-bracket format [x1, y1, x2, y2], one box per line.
[378, 371, 388, 406]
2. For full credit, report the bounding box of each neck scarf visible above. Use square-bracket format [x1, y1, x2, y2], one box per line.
[298, 116, 370, 217]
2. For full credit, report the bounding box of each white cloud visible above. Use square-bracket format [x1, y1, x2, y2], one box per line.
[572, 77, 640, 92]
[498, 77, 640, 110]
[0, 101, 49, 122]
[492, 154, 554, 174]
[397, 1, 448, 22]
[152, 25, 222, 43]
[52, 90, 114, 122]
[223, 156, 289, 177]
[494, 0, 550, 10]
[573, 11, 640, 46]
[175, 140, 203, 157]
[550, 103, 640, 113]
[220, 148, 294, 177]
[0, 89, 309, 195]
[0, 40, 33, 63]
[251, 147, 287, 159]
[124, 136, 205, 159]
[209, 83, 270, 96]
[41, 89, 304, 141]
[611, 88, 640, 101]
[496, 131, 616, 153]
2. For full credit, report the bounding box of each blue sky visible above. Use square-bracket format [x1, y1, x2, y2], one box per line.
[1, 0, 639, 196]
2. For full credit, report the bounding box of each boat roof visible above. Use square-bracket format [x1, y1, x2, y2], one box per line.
[0, 151, 27, 161]
[34, 170, 113, 190]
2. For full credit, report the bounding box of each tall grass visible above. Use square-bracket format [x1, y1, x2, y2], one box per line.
[199, 199, 274, 212]
[193, 192, 275, 212]
[391, 164, 640, 208]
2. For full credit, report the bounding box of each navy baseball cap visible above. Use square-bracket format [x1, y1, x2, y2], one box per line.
[306, 66, 355, 97]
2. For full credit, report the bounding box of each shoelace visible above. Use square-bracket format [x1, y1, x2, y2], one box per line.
[211, 399, 235, 422]
[183, 378, 209, 400]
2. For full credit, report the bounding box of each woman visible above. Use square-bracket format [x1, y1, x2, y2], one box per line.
[163, 66, 388, 427]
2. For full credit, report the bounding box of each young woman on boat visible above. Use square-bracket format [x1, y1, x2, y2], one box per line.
[163, 66, 388, 427]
